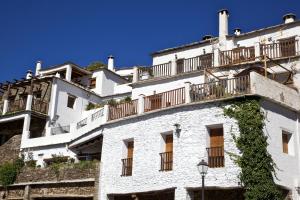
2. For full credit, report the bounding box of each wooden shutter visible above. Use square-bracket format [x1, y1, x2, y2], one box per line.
[90, 78, 96, 89]
[127, 141, 134, 158]
[210, 128, 224, 147]
[165, 135, 173, 152]
[150, 94, 162, 110]
[282, 132, 289, 154]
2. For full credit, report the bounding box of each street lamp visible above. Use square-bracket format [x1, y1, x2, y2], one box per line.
[197, 159, 208, 200]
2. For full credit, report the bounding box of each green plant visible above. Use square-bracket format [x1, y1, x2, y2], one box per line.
[223, 99, 282, 200]
[0, 162, 18, 187]
[25, 160, 36, 168]
[86, 61, 107, 71]
[107, 99, 117, 106]
[73, 160, 97, 170]
[86, 102, 96, 111]
[50, 163, 61, 179]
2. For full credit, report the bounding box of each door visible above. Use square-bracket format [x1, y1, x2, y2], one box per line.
[279, 37, 296, 57]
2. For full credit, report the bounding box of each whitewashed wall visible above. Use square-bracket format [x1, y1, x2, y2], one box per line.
[99, 100, 300, 200]
[99, 103, 241, 200]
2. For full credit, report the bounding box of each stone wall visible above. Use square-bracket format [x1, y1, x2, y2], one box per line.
[16, 164, 97, 183]
[0, 163, 99, 200]
[0, 134, 21, 166]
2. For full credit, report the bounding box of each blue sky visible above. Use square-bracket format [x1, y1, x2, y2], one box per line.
[0, 0, 299, 82]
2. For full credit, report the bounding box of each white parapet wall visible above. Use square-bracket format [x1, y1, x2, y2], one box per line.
[250, 71, 300, 111]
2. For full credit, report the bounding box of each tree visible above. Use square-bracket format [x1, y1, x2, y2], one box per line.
[86, 61, 107, 71]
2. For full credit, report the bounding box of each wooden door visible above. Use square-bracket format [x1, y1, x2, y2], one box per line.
[282, 132, 289, 154]
[150, 94, 162, 110]
[176, 59, 184, 73]
[210, 128, 224, 147]
[280, 37, 296, 57]
[127, 141, 134, 158]
[165, 135, 173, 152]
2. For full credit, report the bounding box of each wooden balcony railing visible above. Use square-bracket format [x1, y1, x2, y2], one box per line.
[144, 87, 185, 112]
[181, 53, 214, 73]
[108, 100, 138, 121]
[32, 99, 49, 114]
[260, 39, 299, 59]
[220, 46, 255, 66]
[138, 62, 172, 80]
[51, 125, 70, 135]
[7, 99, 26, 113]
[121, 158, 133, 176]
[160, 151, 173, 171]
[206, 146, 224, 168]
[191, 75, 250, 102]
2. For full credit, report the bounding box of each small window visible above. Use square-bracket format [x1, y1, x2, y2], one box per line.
[67, 95, 76, 109]
[282, 131, 291, 154]
[90, 78, 96, 89]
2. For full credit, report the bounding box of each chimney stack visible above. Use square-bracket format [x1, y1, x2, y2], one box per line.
[234, 28, 241, 36]
[35, 61, 42, 76]
[218, 9, 229, 40]
[107, 55, 114, 71]
[283, 13, 296, 24]
[26, 70, 33, 80]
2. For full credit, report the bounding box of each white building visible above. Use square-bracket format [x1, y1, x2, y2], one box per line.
[0, 9, 300, 200]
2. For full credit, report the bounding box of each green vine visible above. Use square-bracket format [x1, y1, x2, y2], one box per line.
[223, 99, 282, 200]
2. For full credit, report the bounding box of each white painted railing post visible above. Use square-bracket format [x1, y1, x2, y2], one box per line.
[22, 114, 31, 141]
[138, 94, 145, 114]
[26, 95, 33, 111]
[255, 42, 261, 61]
[66, 65, 72, 81]
[184, 82, 191, 104]
[103, 104, 109, 123]
[296, 36, 300, 55]
[133, 67, 139, 83]
[3, 99, 8, 114]
[171, 59, 177, 76]
[213, 48, 220, 67]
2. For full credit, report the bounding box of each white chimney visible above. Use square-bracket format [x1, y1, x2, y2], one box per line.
[283, 13, 296, 24]
[219, 9, 229, 40]
[107, 55, 114, 71]
[35, 61, 42, 76]
[234, 28, 241, 36]
[26, 70, 33, 80]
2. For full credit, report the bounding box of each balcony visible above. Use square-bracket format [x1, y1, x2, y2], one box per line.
[108, 100, 138, 121]
[137, 54, 214, 81]
[160, 151, 173, 171]
[121, 158, 133, 176]
[31, 99, 49, 114]
[206, 146, 224, 168]
[190, 76, 250, 102]
[135, 38, 299, 82]
[260, 39, 299, 59]
[144, 88, 185, 112]
[219, 46, 255, 66]
[7, 99, 27, 113]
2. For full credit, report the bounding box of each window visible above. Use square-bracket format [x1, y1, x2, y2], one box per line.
[67, 95, 76, 109]
[121, 141, 134, 176]
[160, 134, 173, 171]
[282, 131, 291, 154]
[90, 78, 96, 89]
[207, 127, 224, 168]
